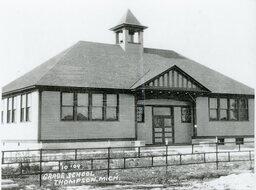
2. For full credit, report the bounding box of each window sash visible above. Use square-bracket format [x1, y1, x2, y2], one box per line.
[181, 107, 192, 123]
[61, 106, 74, 121]
[137, 106, 144, 123]
[209, 97, 248, 121]
[1, 111, 3, 124]
[61, 92, 118, 121]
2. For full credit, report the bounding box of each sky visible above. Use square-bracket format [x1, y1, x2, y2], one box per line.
[0, 0, 256, 95]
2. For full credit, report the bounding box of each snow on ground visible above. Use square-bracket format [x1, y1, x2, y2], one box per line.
[193, 172, 256, 190]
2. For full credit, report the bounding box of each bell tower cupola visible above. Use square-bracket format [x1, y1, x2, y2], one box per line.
[110, 9, 147, 55]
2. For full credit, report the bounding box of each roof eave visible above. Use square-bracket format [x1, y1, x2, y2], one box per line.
[110, 23, 148, 31]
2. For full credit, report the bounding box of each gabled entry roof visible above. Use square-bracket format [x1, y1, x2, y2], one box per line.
[135, 65, 210, 92]
[2, 41, 254, 96]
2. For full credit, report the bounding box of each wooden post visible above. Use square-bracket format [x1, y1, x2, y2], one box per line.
[165, 145, 168, 166]
[165, 145, 168, 183]
[91, 159, 93, 170]
[107, 147, 110, 179]
[39, 149, 42, 187]
[203, 153, 206, 163]
[216, 143, 218, 169]
[123, 158, 126, 169]
[58, 161, 61, 172]
[138, 146, 141, 158]
[238, 143, 241, 151]
[75, 149, 78, 160]
[20, 163, 23, 175]
[179, 154, 182, 165]
[192, 144, 194, 154]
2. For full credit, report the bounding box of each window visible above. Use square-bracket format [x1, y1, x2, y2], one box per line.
[209, 97, 249, 121]
[217, 138, 225, 145]
[76, 93, 89, 121]
[61, 92, 119, 121]
[61, 93, 74, 121]
[21, 94, 26, 122]
[229, 99, 238, 121]
[20, 93, 32, 122]
[209, 98, 218, 120]
[181, 107, 192, 123]
[1, 100, 3, 124]
[238, 98, 248, 121]
[7, 98, 12, 123]
[219, 98, 228, 121]
[1, 110, 3, 124]
[91, 94, 103, 120]
[137, 106, 144, 123]
[26, 94, 31, 121]
[235, 138, 244, 145]
[12, 97, 17, 122]
[106, 94, 118, 120]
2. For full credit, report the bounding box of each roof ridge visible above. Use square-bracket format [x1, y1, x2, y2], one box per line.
[129, 69, 151, 89]
[36, 42, 81, 85]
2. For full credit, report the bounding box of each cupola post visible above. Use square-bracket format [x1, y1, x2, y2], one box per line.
[110, 9, 147, 56]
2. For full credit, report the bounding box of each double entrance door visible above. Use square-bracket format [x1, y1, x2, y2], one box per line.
[152, 107, 174, 145]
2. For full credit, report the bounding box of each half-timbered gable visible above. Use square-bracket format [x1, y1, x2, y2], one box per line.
[143, 66, 209, 92]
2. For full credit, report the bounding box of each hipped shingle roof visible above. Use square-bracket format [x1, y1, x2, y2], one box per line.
[2, 41, 254, 95]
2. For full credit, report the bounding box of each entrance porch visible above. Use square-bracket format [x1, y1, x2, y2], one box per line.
[137, 97, 196, 145]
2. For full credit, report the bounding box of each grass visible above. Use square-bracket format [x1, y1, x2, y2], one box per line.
[5, 160, 253, 190]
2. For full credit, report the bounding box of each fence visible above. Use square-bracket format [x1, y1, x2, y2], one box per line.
[1, 141, 254, 187]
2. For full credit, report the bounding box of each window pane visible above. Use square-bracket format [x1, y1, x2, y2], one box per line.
[22, 94, 26, 108]
[236, 138, 244, 145]
[61, 107, 73, 120]
[92, 94, 103, 106]
[209, 98, 217, 108]
[77, 107, 88, 120]
[7, 110, 11, 123]
[106, 94, 117, 106]
[1, 111, 3, 123]
[220, 110, 227, 120]
[62, 93, 73, 106]
[27, 94, 32, 107]
[164, 118, 172, 126]
[229, 109, 238, 120]
[21, 108, 25, 122]
[220, 98, 227, 109]
[210, 109, 217, 120]
[239, 109, 248, 121]
[26, 107, 31, 121]
[239, 98, 247, 109]
[181, 107, 191, 123]
[8, 98, 12, 110]
[137, 106, 144, 122]
[77, 93, 88, 106]
[13, 97, 17, 109]
[92, 107, 103, 120]
[12, 110, 16, 122]
[229, 99, 238, 109]
[106, 107, 117, 120]
[153, 107, 170, 116]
